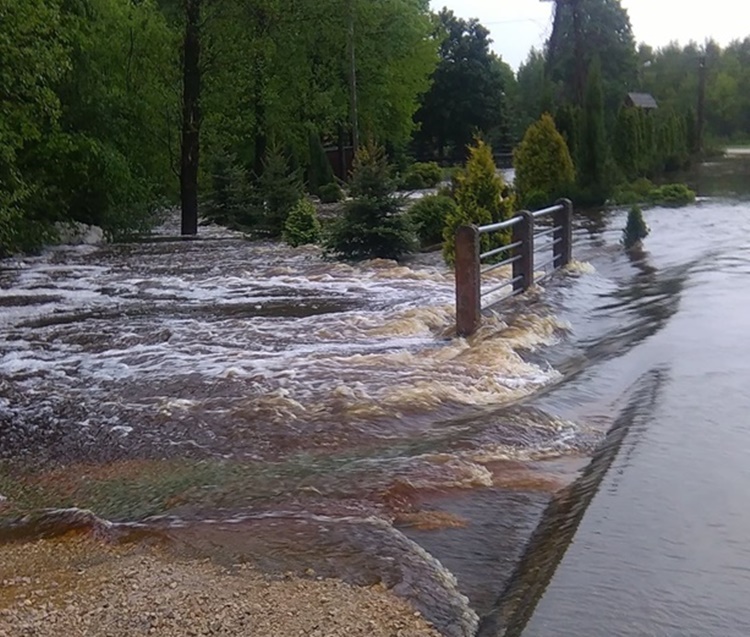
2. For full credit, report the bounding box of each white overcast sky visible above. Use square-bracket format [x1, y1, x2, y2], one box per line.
[431, 0, 750, 69]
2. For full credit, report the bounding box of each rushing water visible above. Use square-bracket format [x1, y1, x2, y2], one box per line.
[3, 156, 750, 636]
[0, 209, 586, 637]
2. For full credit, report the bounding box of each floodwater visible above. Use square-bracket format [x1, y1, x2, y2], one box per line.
[2, 154, 750, 636]
[485, 157, 750, 636]
[0, 210, 582, 637]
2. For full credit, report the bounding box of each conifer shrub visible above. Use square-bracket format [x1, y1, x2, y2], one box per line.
[442, 139, 513, 265]
[623, 205, 649, 249]
[318, 182, 344, 204]
[408, 195, 458, 247]
[258, 143, 304, 236]
[204, 151, 253, 227]
[283, 197, 321, 247]
[514, 114, 575, 208]
[324, 141, 415, 261]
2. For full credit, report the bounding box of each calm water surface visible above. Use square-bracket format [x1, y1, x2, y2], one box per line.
[504, 161, 750, 636]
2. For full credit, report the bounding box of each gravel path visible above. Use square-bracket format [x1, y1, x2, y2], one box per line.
[0, 537, 441, 637]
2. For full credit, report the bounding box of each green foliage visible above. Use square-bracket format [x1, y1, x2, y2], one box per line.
[513, 114, 575, 208]
[256, 144, 304, 236]
[203, 151, 253, 227]
[413, 9, 516, 160]
[610, 179, 695, 208]
[453, 140, 505, 215]
[398, 161, 443, 190]
[307, 132, 335, 196]
[443, 139, 512, 265]
[324, 142, 415, 261]
[614, 107, 642, 181]
[649, 183, 696, 207]
[408, 195, 458, 247]
[411, 162, 443, 188]
[547, 0, 638, 113]
[283, 197, 321, 247]
[623, 205, 649, 248]
[441, 199, 492, 266]
[554, 103, 580, 160]
[577, 57, 614, 204]
[638, 39, 750, 144]
[318, 182, 344, 204]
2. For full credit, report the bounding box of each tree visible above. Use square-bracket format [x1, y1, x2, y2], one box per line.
[517, 48, 553, 136]
[613, 106, 642, 180]
[413, 9, 512, 160]
[324, 141, 415, 261]
[577, 57, 612, 202]
[513, 114, 575, 208]
[546, 0, 638, 114]
[442, 139, 511, 265]
[0, 0, 68, 255]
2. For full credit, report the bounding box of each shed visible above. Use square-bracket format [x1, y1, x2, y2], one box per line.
[625, 92, 659, 109]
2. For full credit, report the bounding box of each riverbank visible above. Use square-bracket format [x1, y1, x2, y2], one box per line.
[0, 534, 440, 637]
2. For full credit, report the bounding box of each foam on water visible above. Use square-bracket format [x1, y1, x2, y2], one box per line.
[0, 232, 573, 463]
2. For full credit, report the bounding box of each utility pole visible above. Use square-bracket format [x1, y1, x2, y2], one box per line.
[347, 0, 359, 154]
[697, 54, 706, 154]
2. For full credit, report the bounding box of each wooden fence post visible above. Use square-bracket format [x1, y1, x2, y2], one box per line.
[512, 211, 535, 292]
[455, 224, 481, 337]
[553, 198, 573, 268]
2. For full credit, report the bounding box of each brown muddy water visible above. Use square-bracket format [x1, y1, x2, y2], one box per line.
[3, 155, 750, 636]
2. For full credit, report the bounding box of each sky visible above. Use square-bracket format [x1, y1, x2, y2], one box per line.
[431, 0, 750, 70]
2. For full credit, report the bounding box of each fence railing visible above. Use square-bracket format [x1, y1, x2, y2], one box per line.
[455, 198, 573, 336]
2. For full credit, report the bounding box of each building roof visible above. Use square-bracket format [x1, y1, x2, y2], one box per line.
[626, 92, 659, 109]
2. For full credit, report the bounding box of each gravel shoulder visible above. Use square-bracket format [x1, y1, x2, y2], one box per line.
[0, 536, 441, 637]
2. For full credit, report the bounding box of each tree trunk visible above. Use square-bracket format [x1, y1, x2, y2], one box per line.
[180, 0, 201, 236]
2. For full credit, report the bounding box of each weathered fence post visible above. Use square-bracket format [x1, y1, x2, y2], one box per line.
[455, 224, 481, 337]
[553, 198, 573, 268]
[512, 210, 535, 292]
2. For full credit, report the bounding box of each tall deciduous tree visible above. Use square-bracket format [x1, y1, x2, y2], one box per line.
[413, 9, 513, 160]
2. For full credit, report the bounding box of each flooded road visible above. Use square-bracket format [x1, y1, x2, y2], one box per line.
[489, 159, 750, 636]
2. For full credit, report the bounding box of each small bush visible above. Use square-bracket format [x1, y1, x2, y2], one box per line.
[283, 198, 321, 247]
[408, 195, 458, 247]
[610, 178, 687, 207]
[324, 141, 415, 261]
[399, 162, 442, 191]
[623, 205, 649, 249]
[399, 171, 426, 191]
[649, 183, 696, 207]
[318, 182, 344, 204]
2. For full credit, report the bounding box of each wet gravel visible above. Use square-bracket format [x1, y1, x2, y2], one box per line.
[0, 537, 440, 637]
